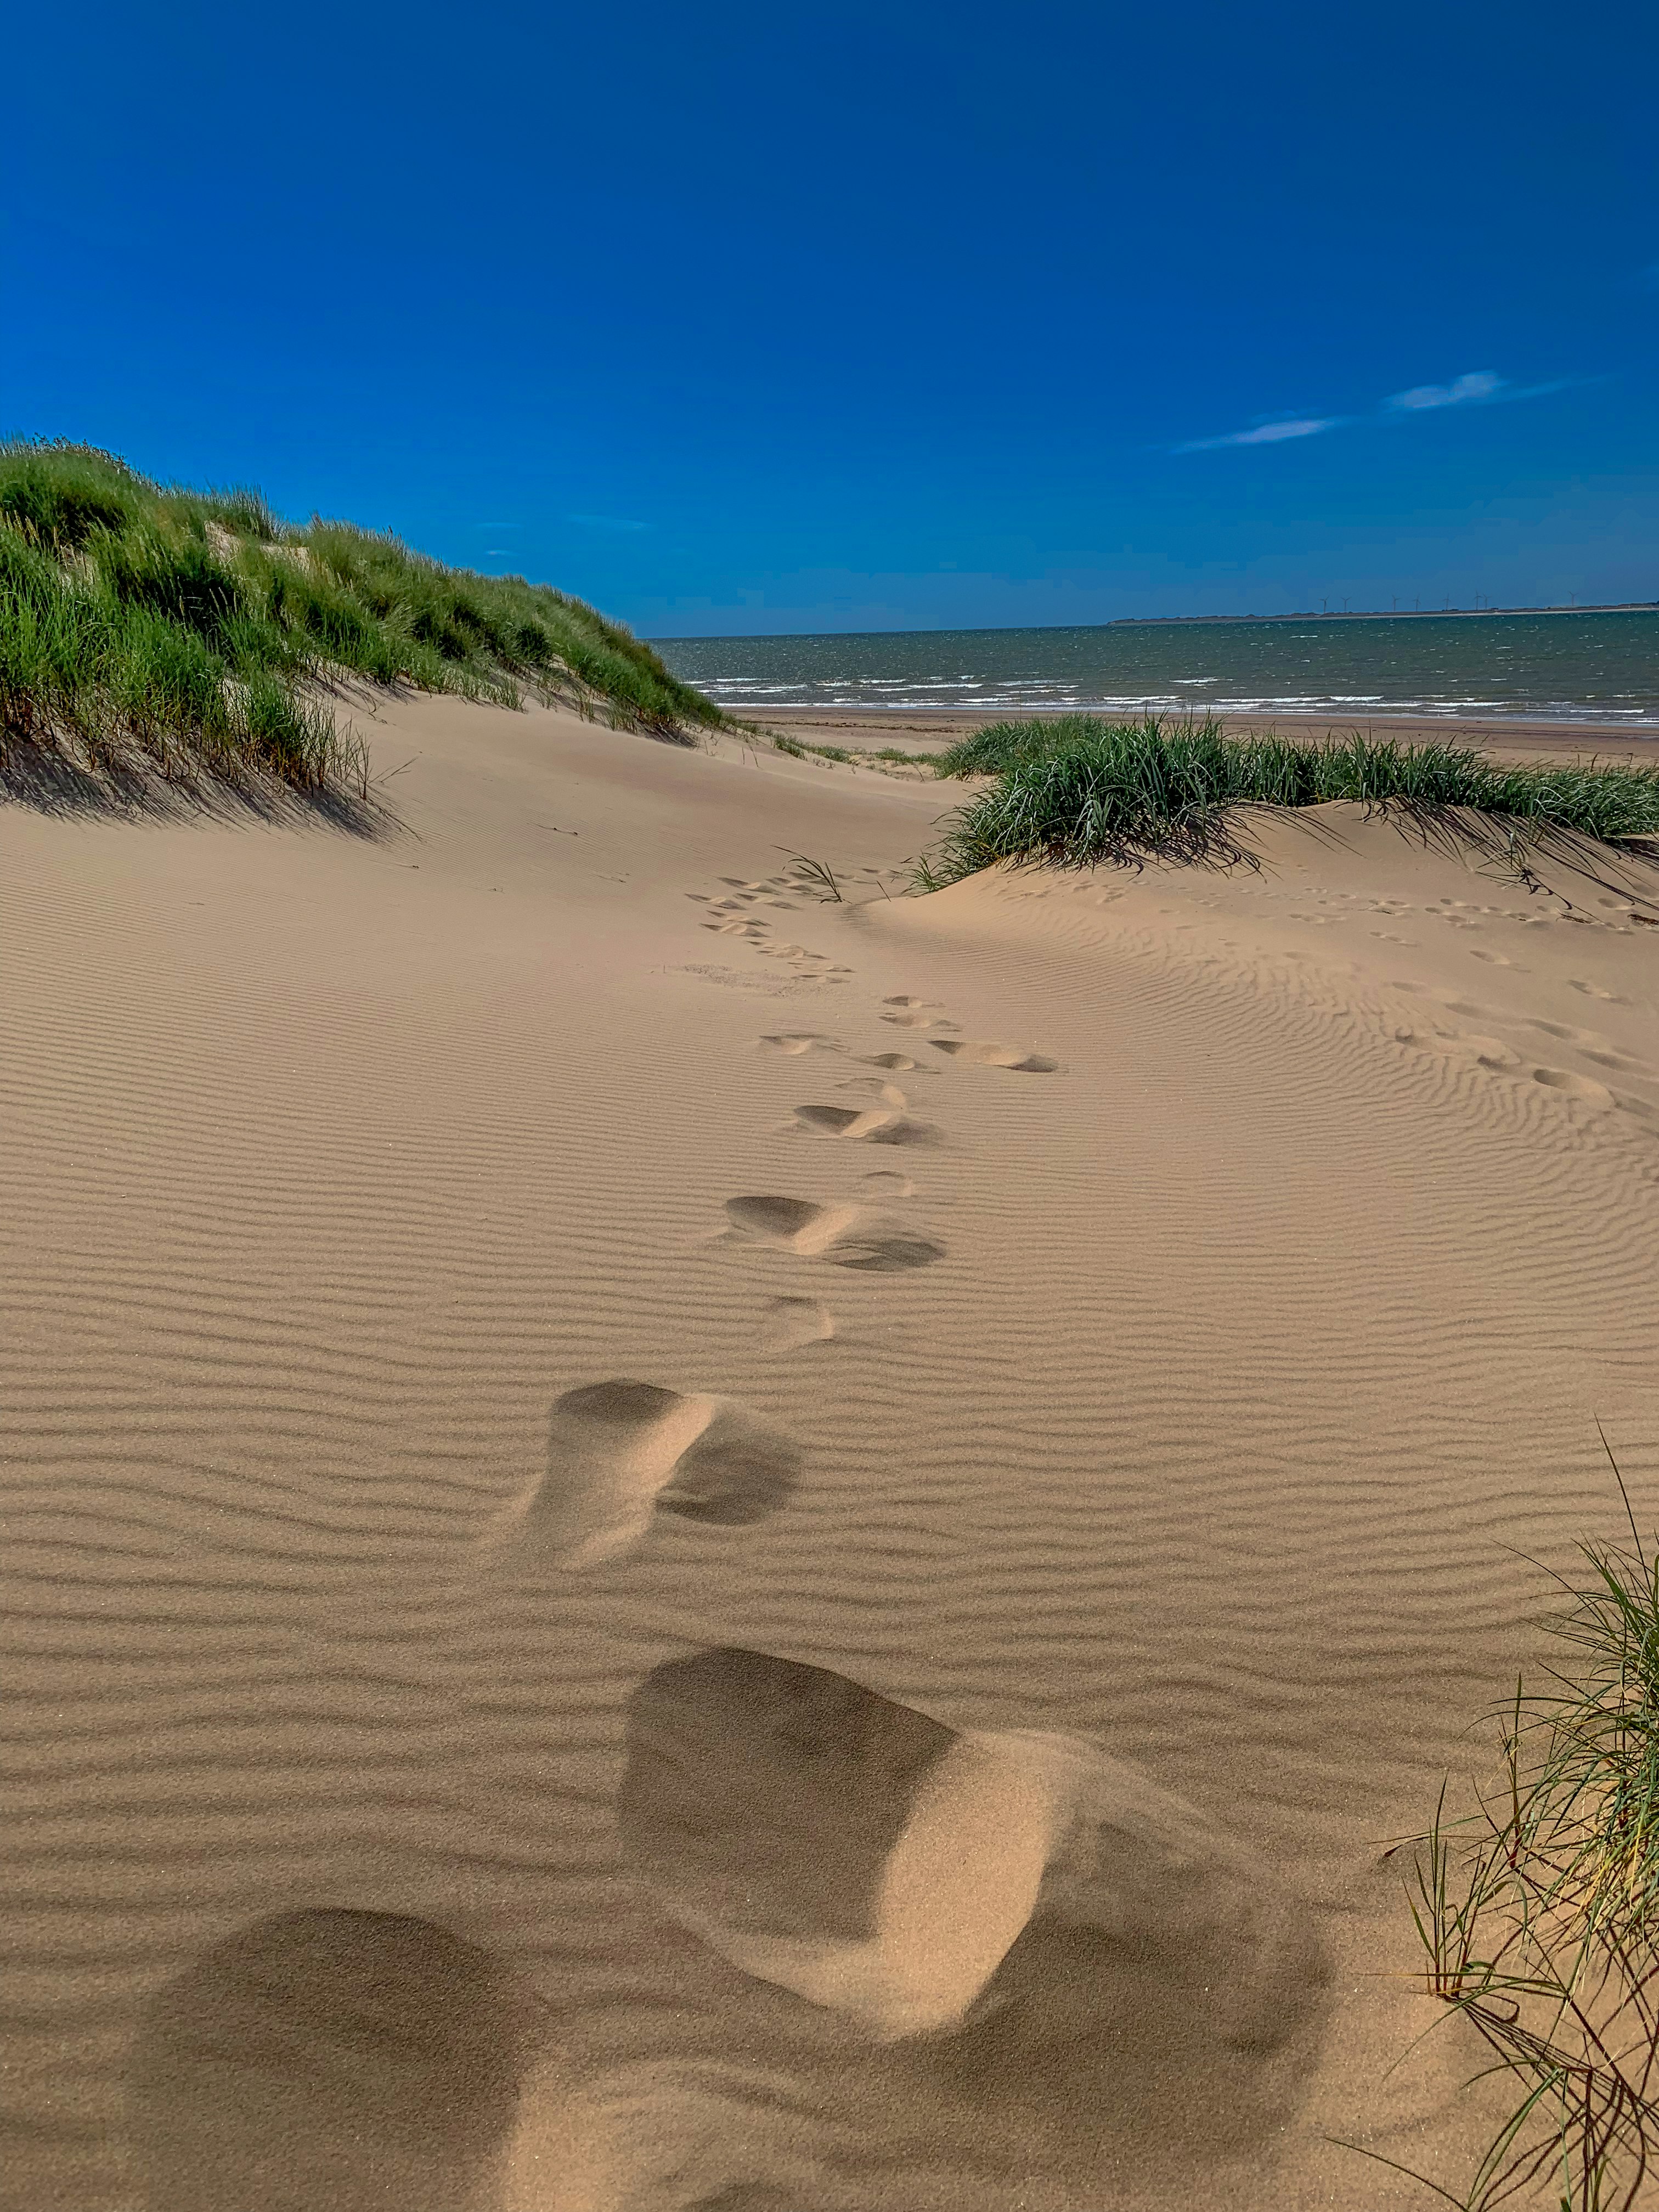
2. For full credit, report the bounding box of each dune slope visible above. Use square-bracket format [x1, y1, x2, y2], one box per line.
[4, 696, 1658, 2211]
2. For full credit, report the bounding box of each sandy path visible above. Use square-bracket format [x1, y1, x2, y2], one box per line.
[4, 695, 1658, 2210]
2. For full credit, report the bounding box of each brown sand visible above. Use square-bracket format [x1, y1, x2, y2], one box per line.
[5, 691, 1659, 2209]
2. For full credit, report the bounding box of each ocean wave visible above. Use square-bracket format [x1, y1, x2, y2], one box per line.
[695, 678, 1659, 725]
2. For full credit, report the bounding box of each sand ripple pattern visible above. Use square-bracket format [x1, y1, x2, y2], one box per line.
[5, 802, 1659, 2209]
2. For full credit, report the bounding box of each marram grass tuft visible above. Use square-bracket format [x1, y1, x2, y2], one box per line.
[919, 715, 1659, 883]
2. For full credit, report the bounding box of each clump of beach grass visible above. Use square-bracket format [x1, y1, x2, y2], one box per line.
[918, 716, 1659, 885]
[1364, 1444, 1659, 2210]
[0, 438, 723, 797]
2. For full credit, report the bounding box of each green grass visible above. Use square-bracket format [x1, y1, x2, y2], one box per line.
[920, 715, 1659, 883]
[1363, 1445, 1659, 2210]
[0, 439, 723, 794]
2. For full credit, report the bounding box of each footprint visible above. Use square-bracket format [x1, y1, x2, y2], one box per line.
[724, 1196, 944, 1273]
[725, 1195, 864, 1254]
[859, 1052, 924, 1071]
[793, 1105, 941, 1147]
[1534, 1069, 1616, 1108]
[1469, 950, 1527, 969]
[859, 1170, 915, 1199]
[494, 1382, 803, 1569]
[760, 1033, 839, 1056]
[1443, 1034, 1522, 1071]
[759, 1297, 836, 1351]
[881, 1011, 958, 1030]
[619, 1650, 1327, 2146]
[929, 1040, 1058, 1074]
[1569, 981, 1632, 1005]
[127, 1910, 545, 2212]
[1582, 1048, 1651, 1074]
[837, 1079, 911, 1104]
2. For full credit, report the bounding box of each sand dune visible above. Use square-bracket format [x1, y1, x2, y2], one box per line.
[4, 692, 1658, 2209]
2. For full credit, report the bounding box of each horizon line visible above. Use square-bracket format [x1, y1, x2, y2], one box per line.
[647, 598, 1659, 644]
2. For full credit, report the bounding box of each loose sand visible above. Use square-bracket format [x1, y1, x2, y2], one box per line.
[4, 692, 1658, 2210]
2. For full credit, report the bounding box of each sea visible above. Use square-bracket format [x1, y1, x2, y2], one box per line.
[654, 610, 1659, 726]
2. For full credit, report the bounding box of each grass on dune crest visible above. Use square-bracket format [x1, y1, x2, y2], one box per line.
[0, 439, 723, 795]
[1360, 1447, 1659, 2210]
[921, 715, 1659, 884]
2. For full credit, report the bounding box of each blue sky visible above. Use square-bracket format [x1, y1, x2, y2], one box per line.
[5, 0, 1655, 635]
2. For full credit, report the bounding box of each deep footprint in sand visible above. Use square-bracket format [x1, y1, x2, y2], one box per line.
[127, 1910, 546, 2212]
[759, 1032, 840, 1056]
[724, 1195, 944, 1273]
[1534, 1068, 1616, 1108]
[793, 1104, 941, 1147]
[929, 1039, 1059, 1074]
[492, 1381, 803, 1568]
[619, 1649, 1328, 2154]
[836, 1077, 913, 1102]
[859, 1051, 926, 1071]
[879, 996, 958, 1032]
[859, 1170, 915, 1199]
[758, 1296, 836, 1351]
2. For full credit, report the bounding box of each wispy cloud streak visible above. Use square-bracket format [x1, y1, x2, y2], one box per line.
[1385, 369, 1503, 411]
[1172, 415, 1341, 454]
[1176, 365, 1583, 453]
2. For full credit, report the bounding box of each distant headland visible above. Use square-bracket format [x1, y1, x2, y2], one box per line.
[1113, 601, 1657, 625]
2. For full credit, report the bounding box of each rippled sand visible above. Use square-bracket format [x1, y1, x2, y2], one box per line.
[5, 692, 1658, 2208]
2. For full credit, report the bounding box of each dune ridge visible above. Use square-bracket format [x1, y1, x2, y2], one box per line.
[4, 692, 1658, 2208]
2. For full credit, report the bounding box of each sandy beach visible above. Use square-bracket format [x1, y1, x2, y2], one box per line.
[6, 693, 1659, 2211]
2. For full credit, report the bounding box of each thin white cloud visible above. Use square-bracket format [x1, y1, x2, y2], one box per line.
[1173, 415, 1342, 454]
[1385, 369, 1504, 412]
[568, 512, 650, 532]
[1176, 366, 1587, 454]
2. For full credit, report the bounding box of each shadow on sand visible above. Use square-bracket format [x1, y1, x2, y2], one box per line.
[0, 732, 396, 837]
[127, 1909, 548, 2212]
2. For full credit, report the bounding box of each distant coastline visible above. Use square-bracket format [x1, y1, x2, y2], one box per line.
[1113, 601, 1658, 625]
[655, 605, 1659, 725]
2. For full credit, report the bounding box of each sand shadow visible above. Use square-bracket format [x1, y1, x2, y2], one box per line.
[619, 1649, 1330, 2174]
[126, 1908, 547, 2212]
[0, 725, 395, 837]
